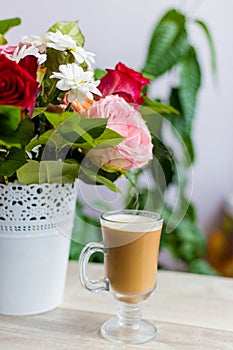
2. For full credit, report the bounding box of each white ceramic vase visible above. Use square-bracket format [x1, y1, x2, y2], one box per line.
[0, 182, 77, 315]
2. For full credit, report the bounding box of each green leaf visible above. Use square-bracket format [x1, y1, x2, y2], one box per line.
[0, 148, 26, 177]
[185, 202, 197, 222]
[15, 117, 35, 147]
[0, 17, 21, 44]
[182, 134, 195, 163]
[0, 137, 21, 149]
[45, 111, 95, 146]
[0, 105, 21, 136]
[125, 170, 137, 187]
[140, 107, 163, 137]
[79, 118, 107, 138]
[143, 97, 180, 115]
[178, 46, 201, 133]
[45, 111, 80, 128]
[94, 68, 107, 80]
[168, 88, 195, 163]
[162, 210, 206, 262]
[47, 20, 85, 47]
[92, 128, 123, 148]
[80, 166, 121, 193]
[0, 116, 34, 150]
[195, 19, 217, 75]
[45, 113, 122, 149]
[0, 17, 21, 36]
[32, 107, 47, 118]
[152, 138, 175, 190]
[71, 117, 118, 148]
[0, 34, 7, 45]
[17, 160, 79, 184]
[126, 187, 152, 211]
[26, 130, 54, 152]
[65, 119, 94, 146]
[77, 118, 123, 147]
[45, 112, 79, 143]
[142, 9, 189, 78]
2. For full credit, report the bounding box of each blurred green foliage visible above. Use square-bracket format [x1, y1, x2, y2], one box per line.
[70, 9, 217, 275]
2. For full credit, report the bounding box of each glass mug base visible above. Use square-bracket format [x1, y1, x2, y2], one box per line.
[100, 301, 157, 344]
[101, 319, 157, 344]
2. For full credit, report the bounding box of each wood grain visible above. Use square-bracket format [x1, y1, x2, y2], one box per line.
[0, 261, 233, 350]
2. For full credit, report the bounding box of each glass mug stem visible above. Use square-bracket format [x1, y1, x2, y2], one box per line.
[117, 301, 142, 327]
[79, 242, 109, 292]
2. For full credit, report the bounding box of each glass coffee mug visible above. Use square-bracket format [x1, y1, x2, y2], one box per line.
[79, 210, 163, 344]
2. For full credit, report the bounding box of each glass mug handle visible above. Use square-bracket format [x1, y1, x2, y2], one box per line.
[79, 242, 109, 292]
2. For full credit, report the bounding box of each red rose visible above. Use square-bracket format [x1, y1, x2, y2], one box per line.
[18, 55, 39, 81]
[0, 54, 38, 111]
[98, 62, 150, 105]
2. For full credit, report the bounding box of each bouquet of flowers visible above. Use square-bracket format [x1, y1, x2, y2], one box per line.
[0, 18, 156, 192]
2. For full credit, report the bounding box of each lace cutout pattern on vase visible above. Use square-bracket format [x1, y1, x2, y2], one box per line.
[0, 183, 77, 234]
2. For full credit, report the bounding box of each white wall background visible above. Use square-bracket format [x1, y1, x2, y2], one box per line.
[2, 0, 233, 234]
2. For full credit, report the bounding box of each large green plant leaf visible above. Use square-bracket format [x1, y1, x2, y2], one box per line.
[152, 138, 175, 190]
[143, 97, 180, 115]
[47, 20, 85, 47]
[178, 46, 201, 134]
[195, 19, 217, 75]
[161, 206, 206, 262]
[168, 88, 195, 163]
[70, 201, 103, 262]
[142, 9, 189, 78]
[17, 160, 79, 184]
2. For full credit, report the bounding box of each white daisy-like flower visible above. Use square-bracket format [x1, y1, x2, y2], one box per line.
[45, 29, 95, 68]
[50, 63, 101, 104]
[72, 46, 95, 69]
[9, 45, 47, 65]
[45, 29, 76, 51]
[21, 35, 48, 53]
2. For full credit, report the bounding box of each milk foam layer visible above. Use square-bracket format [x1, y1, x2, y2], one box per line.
[101, 214, 162, 232]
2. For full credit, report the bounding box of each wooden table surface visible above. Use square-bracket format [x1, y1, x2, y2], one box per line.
[0, 261, 233, 350]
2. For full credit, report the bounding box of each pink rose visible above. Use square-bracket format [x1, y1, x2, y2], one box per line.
[98, 62, 150, 106]
[87, 95, 153, 170]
